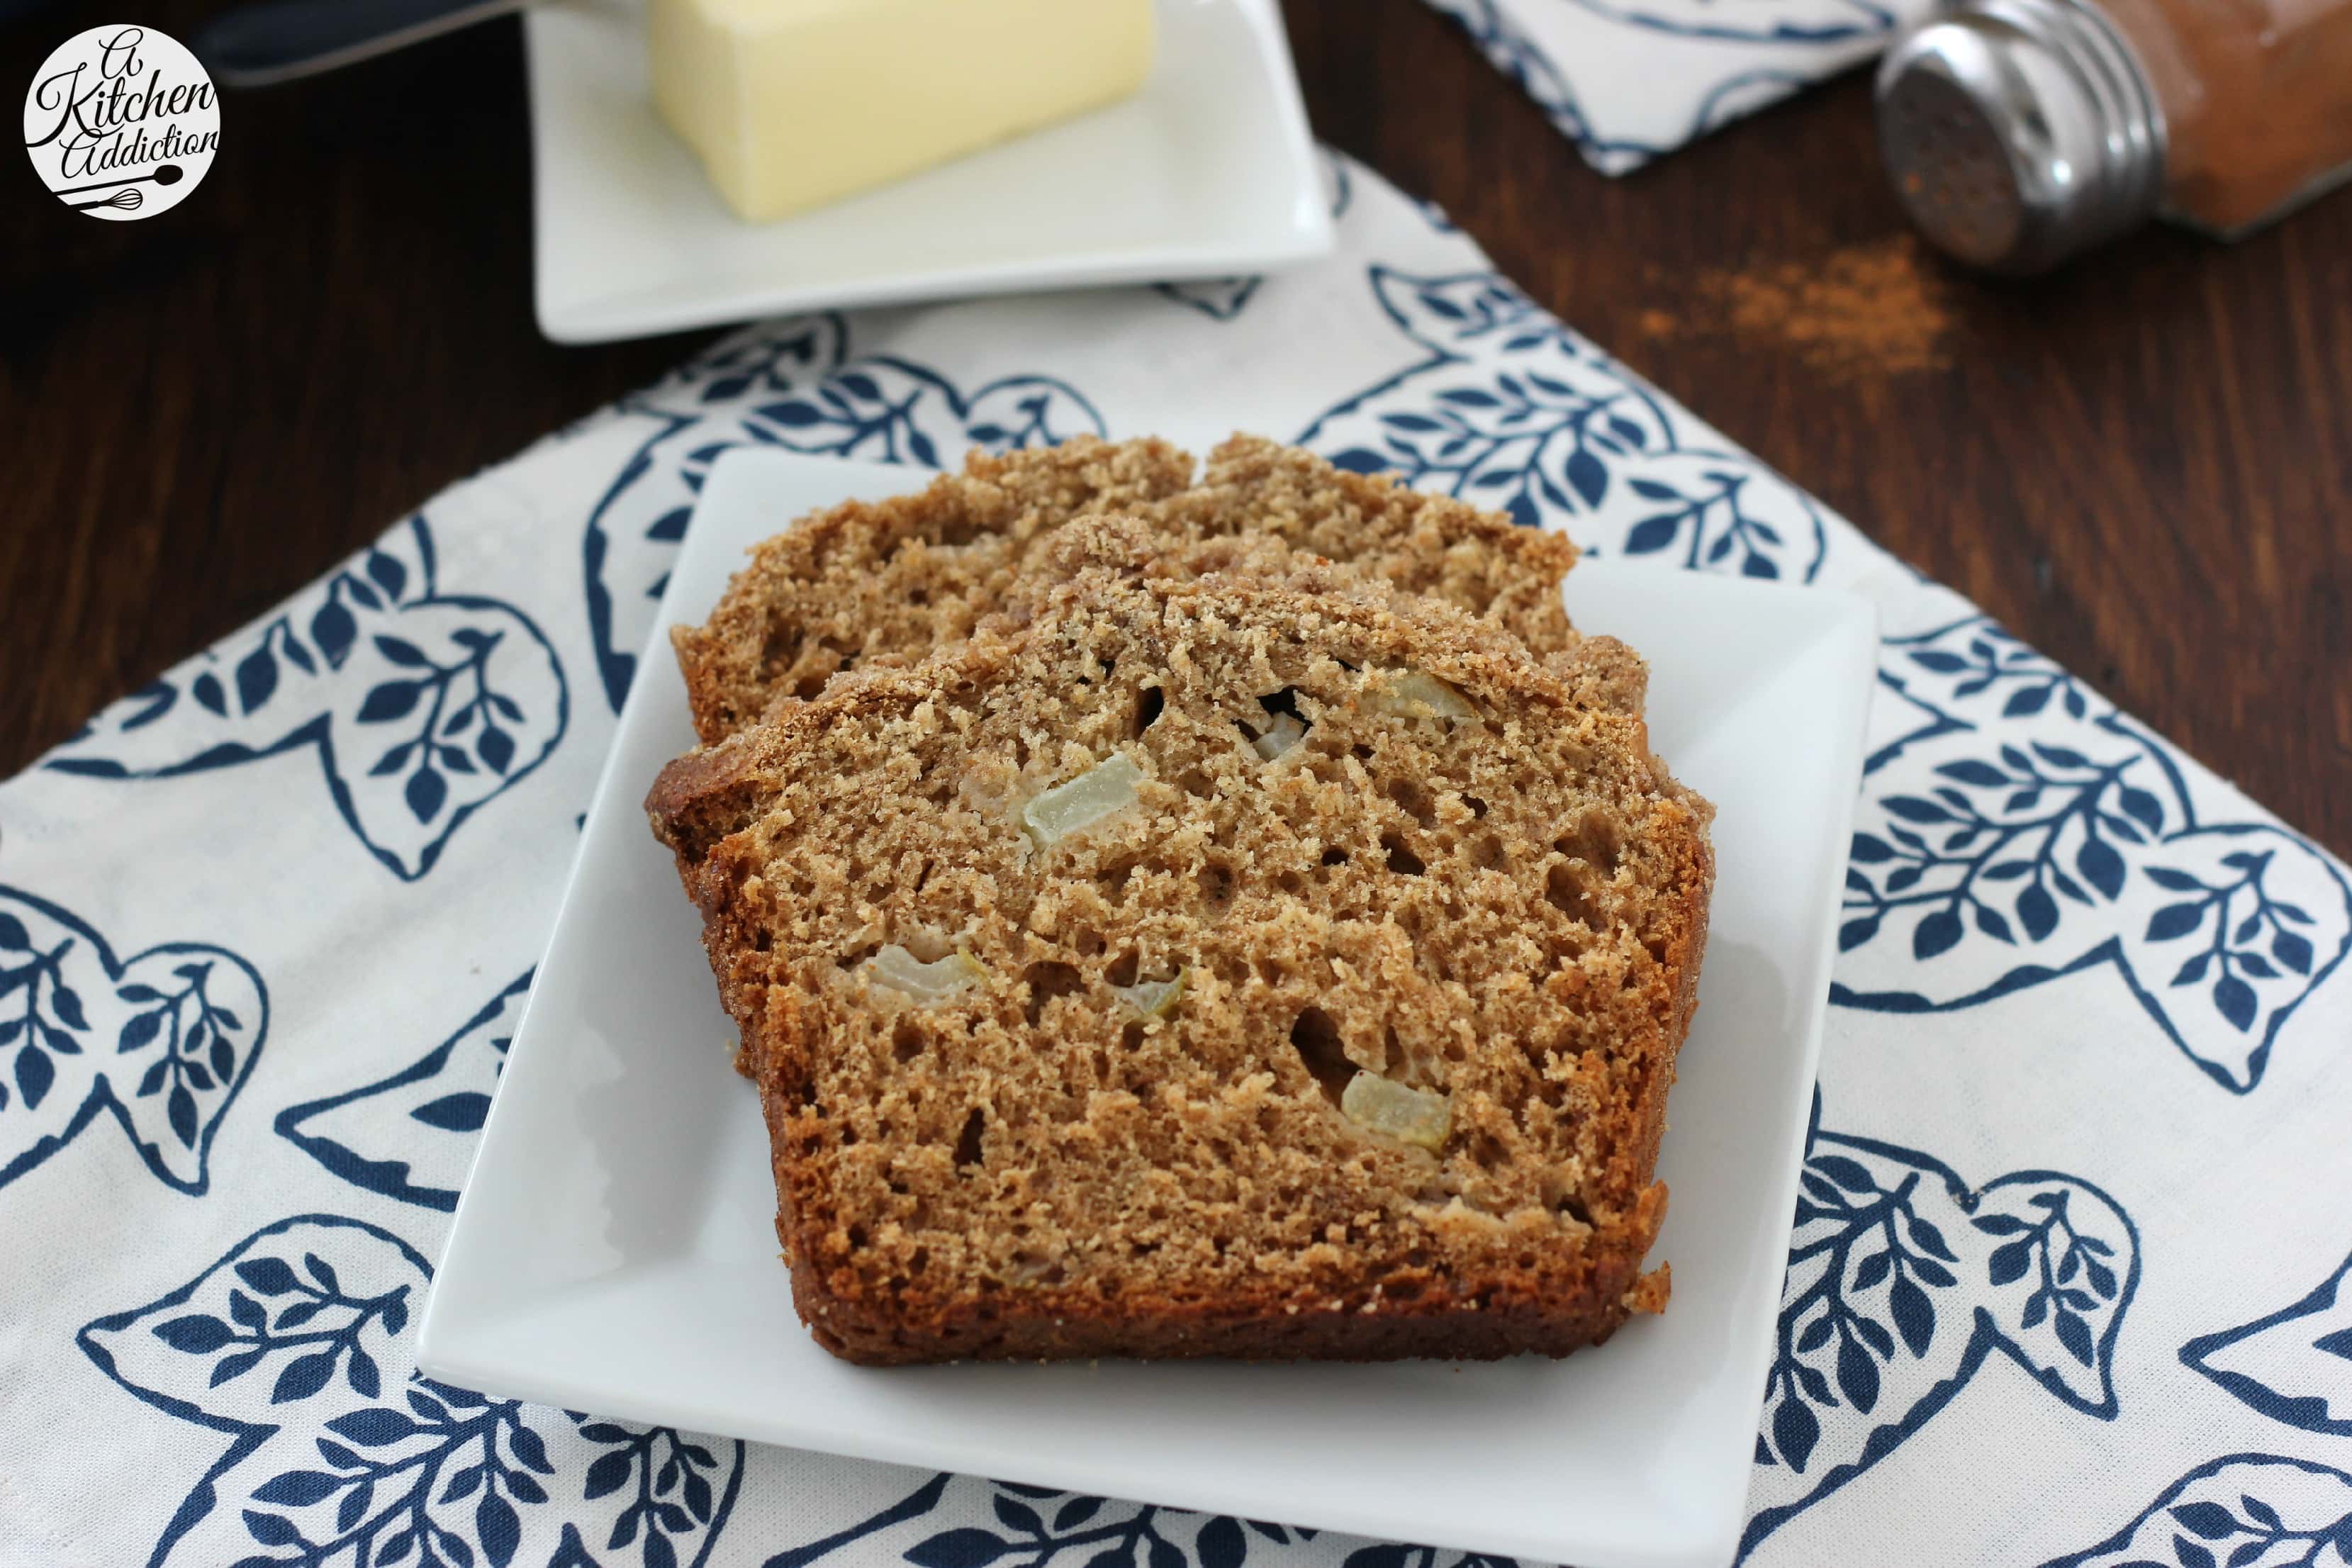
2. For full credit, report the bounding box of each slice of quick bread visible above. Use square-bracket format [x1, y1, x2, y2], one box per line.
[646, 569, 1712, 1363]
[648, 514, 1631, 869]
[668, 434, 1598, 745]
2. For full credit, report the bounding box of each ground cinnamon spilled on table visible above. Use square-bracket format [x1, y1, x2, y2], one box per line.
[1642, 234, 1954, 378]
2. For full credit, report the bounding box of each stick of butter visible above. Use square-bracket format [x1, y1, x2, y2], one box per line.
[649, 0, 1156, 224]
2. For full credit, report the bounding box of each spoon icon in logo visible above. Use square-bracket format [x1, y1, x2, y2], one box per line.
[57, 162, 184, 206]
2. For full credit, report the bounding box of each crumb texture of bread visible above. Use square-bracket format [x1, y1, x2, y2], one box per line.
[670, 434, 1583, 746]
[657, 576, 1710, 1365]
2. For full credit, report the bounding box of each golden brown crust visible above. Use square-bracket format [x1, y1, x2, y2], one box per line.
[654, 572, 1710, 1365]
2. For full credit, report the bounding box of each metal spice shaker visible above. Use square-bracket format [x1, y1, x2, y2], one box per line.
[1875, 0, 2352, 273]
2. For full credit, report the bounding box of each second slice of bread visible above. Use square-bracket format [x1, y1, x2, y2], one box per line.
[669, 434, 1589, 745]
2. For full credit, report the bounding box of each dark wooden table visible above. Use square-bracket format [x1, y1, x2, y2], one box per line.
[5, 0, 2347, 853]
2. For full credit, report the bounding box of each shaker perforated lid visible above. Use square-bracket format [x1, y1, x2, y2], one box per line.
[1875, 0, 2166, 274]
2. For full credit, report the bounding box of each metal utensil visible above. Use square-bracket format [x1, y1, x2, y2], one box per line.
[193, 0, 530, 87]
[56, 164, 184, 196]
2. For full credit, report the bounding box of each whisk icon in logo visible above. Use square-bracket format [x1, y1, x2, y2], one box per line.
[23, 24, 218, 220]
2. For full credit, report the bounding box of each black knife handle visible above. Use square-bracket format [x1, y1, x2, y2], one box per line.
[194, 0, 530, 87]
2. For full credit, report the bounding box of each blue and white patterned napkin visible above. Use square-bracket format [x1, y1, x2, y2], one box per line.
[4, 152, 2348, 1568]
[1426, 0, 1932, 172]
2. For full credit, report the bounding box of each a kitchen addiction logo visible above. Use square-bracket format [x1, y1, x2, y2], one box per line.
[23, 25, 218, 220]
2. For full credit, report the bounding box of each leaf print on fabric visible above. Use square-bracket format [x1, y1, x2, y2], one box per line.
[0, 885, 267, 1194]
[77, 1214, 744, 1568]
[1155, 277, 1262, 321]
[1558, 0, 1898, 44]
[1423, 0, 1896, 174]
[1421, 0, 1607, 161]
[46, 515, 569, 882]
[579, 315, 1106, 712]
[2039, 1454, 2352, 1568]
[1837, 615, 2352, 1092]
[1741, 1095, 2139, 1559]
[1297, 267, 1828, 580]
[276, 973, 531, 1211]
[749, 1472, 1528, 1568]
[2181, 1249, 2352, 1436]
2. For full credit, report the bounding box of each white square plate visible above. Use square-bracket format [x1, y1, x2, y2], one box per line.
[523, 0, 1333, 344]
[420, 449, 1879, 1568]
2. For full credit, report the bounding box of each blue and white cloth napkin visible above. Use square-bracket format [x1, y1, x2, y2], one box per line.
[4, 152, 2348, 1568]
[1425, 0, 1932, 172]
